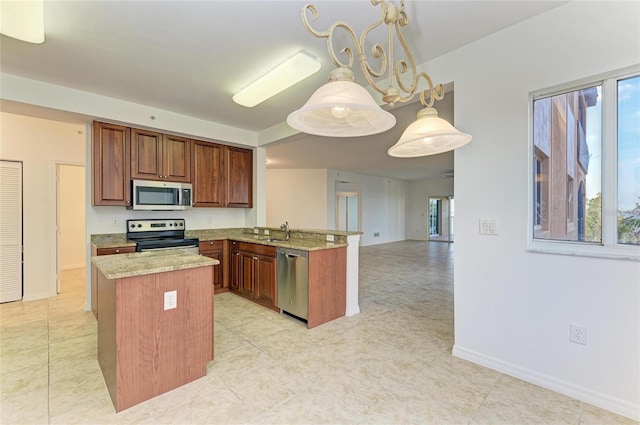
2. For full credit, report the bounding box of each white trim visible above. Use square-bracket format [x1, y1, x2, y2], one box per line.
[452, 344, 640, 421]
[345, 234, 360, 317]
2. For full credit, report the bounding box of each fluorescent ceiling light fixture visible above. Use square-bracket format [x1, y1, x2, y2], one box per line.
[233, 51, 321, 108]
[0, 0, 45, 44]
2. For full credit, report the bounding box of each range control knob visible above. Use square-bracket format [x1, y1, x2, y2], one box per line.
[130, 224, 135, 228]
[137, 224, 142, 228]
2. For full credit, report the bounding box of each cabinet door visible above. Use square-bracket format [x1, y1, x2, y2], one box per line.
[131, 128, 163, 181]
[92, 122, 131, 206]
[225, 146, 252, 208]
[230, 250, 242, 291]
[200, 249, 223, 291]
[241, 253, 256, 296]
[255, 255, 276, 307]
[163, 135, 191, 182]
[192, 141, 224, 207]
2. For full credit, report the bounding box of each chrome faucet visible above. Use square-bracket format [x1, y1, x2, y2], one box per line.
[280, 221, 290, 240]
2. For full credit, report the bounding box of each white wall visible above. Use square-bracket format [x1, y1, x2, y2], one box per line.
[0, 113, 86, 300]
[425, 2, 639, 419]
[59, 165, 86, 269]
[327, 169, 407, 246]
[406, 178, 454, 240]
[266, 169, 328, 229]
[265, 168, 407, 245]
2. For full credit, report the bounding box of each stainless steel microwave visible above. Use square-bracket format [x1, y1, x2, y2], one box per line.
[130, 179, 192, 210]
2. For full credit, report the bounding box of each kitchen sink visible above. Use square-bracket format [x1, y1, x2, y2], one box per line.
[265, 238, 286, 242]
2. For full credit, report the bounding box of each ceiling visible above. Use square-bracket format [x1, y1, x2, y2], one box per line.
[0, 0, 567, 180]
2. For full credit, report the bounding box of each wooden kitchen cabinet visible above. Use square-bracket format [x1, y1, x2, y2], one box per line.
[225, 146, 253, 208]
[199, 240, 226, 293]
[91, 245, 136, 319]
[92, 122, 131, 206]
[131, 130, 191, 182]
[191, 141, 224, 207]
[192, 143, 253, 208]
[229, 241, 277, 310]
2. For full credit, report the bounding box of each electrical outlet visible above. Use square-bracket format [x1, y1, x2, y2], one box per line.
[374, 232, 380, 237]
[111, 218, 119, 227]
[326, 234, 334, 242]
[164, 290, 177, 310]
[264, 229, 270, 236]
[570, 323, 587, 345]
[253, 228, 259, 234]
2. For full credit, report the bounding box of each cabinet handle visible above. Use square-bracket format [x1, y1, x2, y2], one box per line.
[253, 257, 258, 261]
[115, 249, 120, 253]
[126, 200, 130, 205]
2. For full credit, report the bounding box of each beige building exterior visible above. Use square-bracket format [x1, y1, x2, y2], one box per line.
[533, 86, 598, 241]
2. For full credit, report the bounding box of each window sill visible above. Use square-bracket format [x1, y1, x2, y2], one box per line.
[528, 240, 640, 262]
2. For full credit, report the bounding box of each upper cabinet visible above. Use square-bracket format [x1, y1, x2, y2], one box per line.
[225, 146, 253, 208]
[92, 122, 131, 206]
[192, 143, 253, 208]
[192, 140, 224, 207]
[92, 121, 252, 208]
[131, 129, 191, 182]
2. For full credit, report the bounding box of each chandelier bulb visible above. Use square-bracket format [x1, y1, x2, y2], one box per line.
[330, 106, 350, 119]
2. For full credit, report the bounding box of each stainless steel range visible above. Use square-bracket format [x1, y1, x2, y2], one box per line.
[126, 219, 199, 254]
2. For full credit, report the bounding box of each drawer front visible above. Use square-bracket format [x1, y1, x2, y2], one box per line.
[199, 240, 223, 251]
[230, 241, 276, 258]
[97, 246, 136, 255]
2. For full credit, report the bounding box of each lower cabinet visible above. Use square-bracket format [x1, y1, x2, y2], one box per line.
[229, 241, 277, 311]
[199, 240, 226, 294]
[91, 245, 136, 319]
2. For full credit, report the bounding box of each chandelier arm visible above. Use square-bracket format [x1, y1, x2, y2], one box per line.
[391, 11, 420, 96]
[354, 1, 388, 94]
[302, 5, 357, 68]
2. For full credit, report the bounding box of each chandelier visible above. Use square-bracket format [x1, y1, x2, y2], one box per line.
[286, 0, 472, 157]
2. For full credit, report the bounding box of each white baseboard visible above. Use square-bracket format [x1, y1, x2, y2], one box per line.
[452, 345, 640, 421]
[346, 305, 360, 317]
[22, 291, 52, 302]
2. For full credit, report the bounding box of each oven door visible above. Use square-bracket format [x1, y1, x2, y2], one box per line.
[136, 238, 199, 255]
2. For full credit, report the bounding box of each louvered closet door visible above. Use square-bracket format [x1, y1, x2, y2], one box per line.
[0, 161, 23, 303]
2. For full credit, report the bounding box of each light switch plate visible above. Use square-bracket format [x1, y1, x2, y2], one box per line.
[479, 218, 498, 235]
[326, 234, 334, 242]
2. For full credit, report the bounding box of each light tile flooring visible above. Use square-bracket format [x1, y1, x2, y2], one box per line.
[1, 241, 637, 424]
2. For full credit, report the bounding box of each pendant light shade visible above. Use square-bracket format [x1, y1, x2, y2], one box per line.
[388, 107, 472, 157]
[0, 0, 45, 44]
[287, 68, 396, 137]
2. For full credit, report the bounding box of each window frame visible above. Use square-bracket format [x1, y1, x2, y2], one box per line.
[527, 65, 640, 261]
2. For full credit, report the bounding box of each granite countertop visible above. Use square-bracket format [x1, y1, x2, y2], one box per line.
[91, 228, 349, 251]
[187, 229, 348, 251]
[92, 249, 219, 279]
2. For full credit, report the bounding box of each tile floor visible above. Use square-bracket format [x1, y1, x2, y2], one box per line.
[1, 241, 637, 424]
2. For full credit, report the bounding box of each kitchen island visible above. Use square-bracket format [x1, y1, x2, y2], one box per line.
[92, 249, 218, 412]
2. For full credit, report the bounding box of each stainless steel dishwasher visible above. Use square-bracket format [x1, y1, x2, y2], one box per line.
[277, 247, 309, 321]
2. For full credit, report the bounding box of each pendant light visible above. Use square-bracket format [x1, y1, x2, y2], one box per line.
[286, 67, 396, 137]
[388, 107, 472, 157]
[288, 0, 472, 156]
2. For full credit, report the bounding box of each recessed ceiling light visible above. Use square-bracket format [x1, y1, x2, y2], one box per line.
[233, 51, 321, 108]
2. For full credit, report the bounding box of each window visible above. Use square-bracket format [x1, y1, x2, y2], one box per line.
[530, 67, 639, 260]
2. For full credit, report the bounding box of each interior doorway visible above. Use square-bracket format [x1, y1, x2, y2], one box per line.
[56, 163, 86, 294]
[428, 196, 454, 242]
[336, 192, 360, 233]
